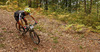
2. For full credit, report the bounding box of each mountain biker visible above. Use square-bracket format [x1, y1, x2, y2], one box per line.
[14, 8, 37, 29]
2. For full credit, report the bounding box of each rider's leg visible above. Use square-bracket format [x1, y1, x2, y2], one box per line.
[23, 18, 28, 25]
[17, 21, 21, 30]
[17, 20, 26, 31]
[14, 16, 20, 30]
[14, 12, 24, 31]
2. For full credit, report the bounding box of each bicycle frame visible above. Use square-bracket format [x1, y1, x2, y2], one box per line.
[22, 24, 36, 35]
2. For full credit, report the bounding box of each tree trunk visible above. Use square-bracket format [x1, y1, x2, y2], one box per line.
[69, 0, 71, 12]
[45, 0, 48, 10]
[29, 0, 32, 7]
[76, 0, 78, 12]
[64, 0, 67, 7]
[84, 0, 86, 13]
[18, 0, 19, 7]
[40, 0, 42, 7]
[89, 0, 92, 13]
[97, 2, 99, 18]
[36, 0, 39, 8]
[65, 0, 68, 7]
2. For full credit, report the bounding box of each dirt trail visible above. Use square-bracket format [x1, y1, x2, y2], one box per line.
[0, 9, 100, 52]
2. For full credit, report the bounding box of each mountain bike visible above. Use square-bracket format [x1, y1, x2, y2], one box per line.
[16, 21, 40, 45]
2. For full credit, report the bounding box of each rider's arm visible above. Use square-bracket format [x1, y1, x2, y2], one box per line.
[29, 15, 37, 23]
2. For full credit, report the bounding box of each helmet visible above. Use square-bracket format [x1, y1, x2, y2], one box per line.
[24, 8, 30, 13]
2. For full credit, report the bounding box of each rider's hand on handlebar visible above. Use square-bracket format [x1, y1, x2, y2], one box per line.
[24, 26, 26, 29]
[35, 21, 38, 24]
[24, 26, 29, 29]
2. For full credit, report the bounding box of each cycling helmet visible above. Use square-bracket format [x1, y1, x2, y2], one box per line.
[24, 8, 30, 13]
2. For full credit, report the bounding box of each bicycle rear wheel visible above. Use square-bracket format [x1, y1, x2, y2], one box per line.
[16, 23, 25, 32]
[29, 30, 40, 45]
[16, 20, 25, 32]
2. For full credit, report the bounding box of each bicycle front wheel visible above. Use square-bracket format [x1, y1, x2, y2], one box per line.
[29, 30, 40, 45]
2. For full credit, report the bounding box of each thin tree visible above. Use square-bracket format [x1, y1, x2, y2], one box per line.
[96, 2, 99, 18]
[29, 0, 32, 7]
[36, 0, 39, 8]
[45, 0, 48, 10]
[18, 0, 20, 7]
[65, 0, 68, 7]
[84, 0, 86, 13]
[40, 0, 42, 7]
[76, 0, 78, 12]
[69, 0, 71, 13]
[89, 0, 93, 13]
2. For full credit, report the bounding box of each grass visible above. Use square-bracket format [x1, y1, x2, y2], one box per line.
[8, 31, 13, 33]
[38, 34, 41, 36]
[15, 34, 21, 39]
[2, 28, 6, 30]
[87, 50, 89, 52]
[59, 34, 63, 36]
[79, 34, 85, 39]
[54, 30, 59, 33]
[34, 25, 44, 31]
[0, 44, 5, 48]
[0, 33, 3, 36]
[62, 47, 64, 49]
[51, 33, 54, 35]
[51, 37, 59, 44]
[52, 45, 56, 48]
[53, 37, 58, 40]
[48, 33, 54, 36]
[79, 46, 83, 49]
[4, 31, 7, 33]
[0, 33, 5, 41]
[81, 34, 85, 38]
[33, 48, 38, 50]
[53, 40, 59, 44]
[0, 37, 6, 41]
[41, 29, 46, 33]
[50, 37, 54, 38]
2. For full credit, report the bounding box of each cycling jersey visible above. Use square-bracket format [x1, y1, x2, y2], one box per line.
[14, 10, 31, 22]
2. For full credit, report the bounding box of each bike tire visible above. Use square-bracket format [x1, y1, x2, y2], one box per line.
[16, 23, 19, 30]
[16, 23, 25, 32]
[29, 30, 40, 45]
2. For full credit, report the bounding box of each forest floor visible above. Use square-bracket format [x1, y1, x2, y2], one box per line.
[0, 9, 100, 52]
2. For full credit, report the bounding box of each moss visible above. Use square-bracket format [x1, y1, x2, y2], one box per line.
[33, 48, 38, 50]
[0, 44, 5, 48]
[79, 46, 83, 49]
[53, 40, 59, 44]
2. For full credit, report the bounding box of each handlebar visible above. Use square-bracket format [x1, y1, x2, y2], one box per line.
[29, 23, 37, 27]
[22, 23, 37, 35]
[29, 23, 37, 29]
